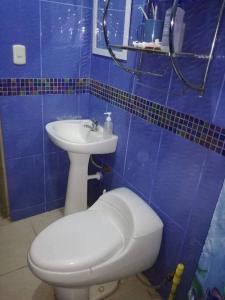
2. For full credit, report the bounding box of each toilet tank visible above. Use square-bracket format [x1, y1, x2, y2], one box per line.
[95, 187, 163, 238]
[90, 187, 164, 282]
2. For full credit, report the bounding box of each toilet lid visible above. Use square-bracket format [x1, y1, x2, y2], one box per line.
[29, 210, 124, 272]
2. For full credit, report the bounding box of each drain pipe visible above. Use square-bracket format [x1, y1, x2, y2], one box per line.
[88, 172, 102, 181]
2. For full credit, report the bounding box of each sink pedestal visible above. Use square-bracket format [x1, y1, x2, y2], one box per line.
[64, 153, 90, 215]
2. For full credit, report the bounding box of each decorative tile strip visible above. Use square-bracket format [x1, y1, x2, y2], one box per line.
[0, 77, 225, 156]
[89, 79, 225, 157]
[0, 78, 90, 96]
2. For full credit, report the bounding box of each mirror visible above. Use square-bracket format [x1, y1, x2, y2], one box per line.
[92, 0, 132, 60]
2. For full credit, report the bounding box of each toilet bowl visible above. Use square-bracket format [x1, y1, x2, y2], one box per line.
[28, 188, 163, 300]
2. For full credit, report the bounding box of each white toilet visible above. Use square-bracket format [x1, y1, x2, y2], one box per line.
[28, 188, 163, 300]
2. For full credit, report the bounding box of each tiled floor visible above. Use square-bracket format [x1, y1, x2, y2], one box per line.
[0, 209, 162, 300]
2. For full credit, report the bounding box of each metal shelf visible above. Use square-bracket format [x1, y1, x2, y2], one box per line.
[103, 0, 225, 95]
[109, 44, 210, 60]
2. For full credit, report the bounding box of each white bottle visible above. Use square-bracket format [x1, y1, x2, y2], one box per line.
[103, 112, 113, 138]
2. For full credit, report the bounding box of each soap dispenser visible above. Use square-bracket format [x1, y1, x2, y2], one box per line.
[103, 112, 113, 138]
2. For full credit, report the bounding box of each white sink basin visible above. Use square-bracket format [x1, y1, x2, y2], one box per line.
[45, 119, 118, 215]
[46, 119, 118, 154]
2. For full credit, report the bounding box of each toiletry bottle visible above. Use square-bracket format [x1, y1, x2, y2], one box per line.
[103, 112, 113, 138]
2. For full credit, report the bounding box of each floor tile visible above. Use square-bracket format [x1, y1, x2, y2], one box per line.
[107, 275, 162, 300]
[0, 218, 35, 275]
[0, 216, 10, 226]
[30, 208, 63, 234]
[0, 267, 54, 300]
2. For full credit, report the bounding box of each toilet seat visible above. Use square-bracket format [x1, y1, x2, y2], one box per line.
[29, 210, 124, 273]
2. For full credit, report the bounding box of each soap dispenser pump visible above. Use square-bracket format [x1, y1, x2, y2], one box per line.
[103, 112, 113, 138]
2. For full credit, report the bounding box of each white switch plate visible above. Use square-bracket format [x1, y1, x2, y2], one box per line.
[12, 45, 26, 65]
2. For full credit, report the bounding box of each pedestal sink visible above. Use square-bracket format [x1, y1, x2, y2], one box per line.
[46, 119, 118, 215]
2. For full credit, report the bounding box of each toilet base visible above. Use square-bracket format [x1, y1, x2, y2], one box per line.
[55, 286, 89, 300]
[90, 281, 119, 300]
[54, 281, 118, 300]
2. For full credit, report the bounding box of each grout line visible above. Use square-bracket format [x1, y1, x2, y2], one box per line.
[0, 265, 27, 277]
[122, 114, 132, 177]
[177, 149, 208, 260]
[40, 0, 83, 8]
[212, 70, 225, 123]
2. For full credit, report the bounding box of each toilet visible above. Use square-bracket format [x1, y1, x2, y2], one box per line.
[28, 187, 163, 300]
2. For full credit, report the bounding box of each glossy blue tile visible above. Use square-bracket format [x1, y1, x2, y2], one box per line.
[41, 1, 82, 77]
[90, 55, 110, 84]
[6, 155, 44, 212]
[100, 170, 126, 193]
[108, 61, 134, 92]
[136, 55, 172, 95]
[213, 72, 225, 128]
[43, 94, 78, 153]
[51, 0, 82, 5]
[187, 150, 225, 244]
[167, 56, 225, 123]
[11, 204, 44, 221]
[0, 96, 43, 159]
[134, 81, 169, 105]
[45, 151, 69, 202]
[89, 95, 107, 125]
[0, 0, 41, 77]
[103, 104, 131, 175]
[183, 0, 220, 54]
[146, 204, 184, 284]
[124, 116, 161, 198]
[80, 7, 92, 77]
[82, 0, 92, 8]
[176, 234, 204, 299]
[43, 94, 77, 123]
[151, 130, 206, 228]
[78, 93, 90, 118]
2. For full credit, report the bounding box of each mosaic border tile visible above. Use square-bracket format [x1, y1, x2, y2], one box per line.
[0, 78, 90, 96]
[0, 77, 225, 157]
[89, 79, 225, 157]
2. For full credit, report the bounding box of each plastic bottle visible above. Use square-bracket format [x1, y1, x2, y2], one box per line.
[103, 112, 113, 138]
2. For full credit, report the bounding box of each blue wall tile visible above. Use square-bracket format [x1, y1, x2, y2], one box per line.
[151, 131, 206, 229]
[89, 95, 107, 124]
[43, 94, 78, 153]
[78, 93, 90, 118]
[6, 155, 45, 219]
[0, 0, 93, 221]
[146, 205, 184, 287]
[0, 96, 43, 159]
[90, 56, 110, 84]
[52, 0, 82, 5]
[103, 104, 131, 175]
[187, 150, 225, 244]
[0, 0, 41, 77]
[45, 151, 69, 203]
[41, 1, 82, 77]
[10, 204, 44, 222]
[79, 7, 92, 77]
[176, 234, 204, 300]
[124, 115, 161, 198]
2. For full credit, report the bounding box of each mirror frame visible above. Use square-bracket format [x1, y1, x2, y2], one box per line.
[92, 0, 132, 60]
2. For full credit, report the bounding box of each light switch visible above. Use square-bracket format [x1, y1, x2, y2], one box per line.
[12, 45, 26, 65]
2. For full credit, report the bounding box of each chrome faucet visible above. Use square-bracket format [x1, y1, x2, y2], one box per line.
[84, 119, 98, 131]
